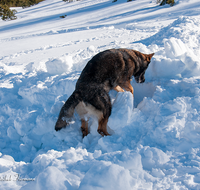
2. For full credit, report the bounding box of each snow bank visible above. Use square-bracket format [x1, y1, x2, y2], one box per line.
[45, 55, 73, 75]
[108, 91, 134, 132]
[1, 0, 200, 189]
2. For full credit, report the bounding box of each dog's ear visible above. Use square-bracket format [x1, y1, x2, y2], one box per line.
[146, 53, 154, 62]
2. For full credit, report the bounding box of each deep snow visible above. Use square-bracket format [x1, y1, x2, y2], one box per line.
[1, 0, 200, 189]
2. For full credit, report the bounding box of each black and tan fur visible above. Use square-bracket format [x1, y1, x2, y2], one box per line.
[55, 48, 154, 137]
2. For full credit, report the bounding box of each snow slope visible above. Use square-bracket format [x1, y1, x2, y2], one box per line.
[1, 0, 200, 189]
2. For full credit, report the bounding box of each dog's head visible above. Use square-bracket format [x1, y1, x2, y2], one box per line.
[134, 53, 154, 83]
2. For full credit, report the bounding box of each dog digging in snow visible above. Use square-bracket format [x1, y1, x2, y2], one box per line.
[55, 48, 154, 137]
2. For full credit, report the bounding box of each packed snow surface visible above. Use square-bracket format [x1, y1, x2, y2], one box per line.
[1, 0, 200, 189]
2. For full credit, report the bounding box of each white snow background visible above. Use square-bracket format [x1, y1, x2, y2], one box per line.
[1, 0, 200, 189]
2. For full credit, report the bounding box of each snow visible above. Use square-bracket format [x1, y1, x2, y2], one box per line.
[1, 0, 200, 189]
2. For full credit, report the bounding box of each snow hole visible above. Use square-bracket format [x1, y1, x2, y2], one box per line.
[132, 82, 156, 107]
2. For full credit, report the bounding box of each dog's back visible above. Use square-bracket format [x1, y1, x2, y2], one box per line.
[76, 49, 150, 91]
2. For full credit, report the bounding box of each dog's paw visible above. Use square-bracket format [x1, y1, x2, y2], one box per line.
[81, 127, 88, 138]
[97, 129, 110, 136]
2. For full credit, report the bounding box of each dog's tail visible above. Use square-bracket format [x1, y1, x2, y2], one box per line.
[55, 91, 80, 131]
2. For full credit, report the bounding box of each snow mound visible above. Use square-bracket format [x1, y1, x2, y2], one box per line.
[45, 55, 73, 75]
[1, 0, 200, 189]
[108, 91, 133, 132]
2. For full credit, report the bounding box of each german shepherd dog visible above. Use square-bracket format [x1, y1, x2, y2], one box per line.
[55, 49, 154, 137]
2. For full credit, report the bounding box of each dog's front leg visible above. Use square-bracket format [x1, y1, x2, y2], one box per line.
[113, 85, 125, 93]
[119, 80, 134, 96]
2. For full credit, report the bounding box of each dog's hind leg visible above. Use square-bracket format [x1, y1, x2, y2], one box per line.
[97, 117, 109, 136]
[81, 119, 89, 137]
